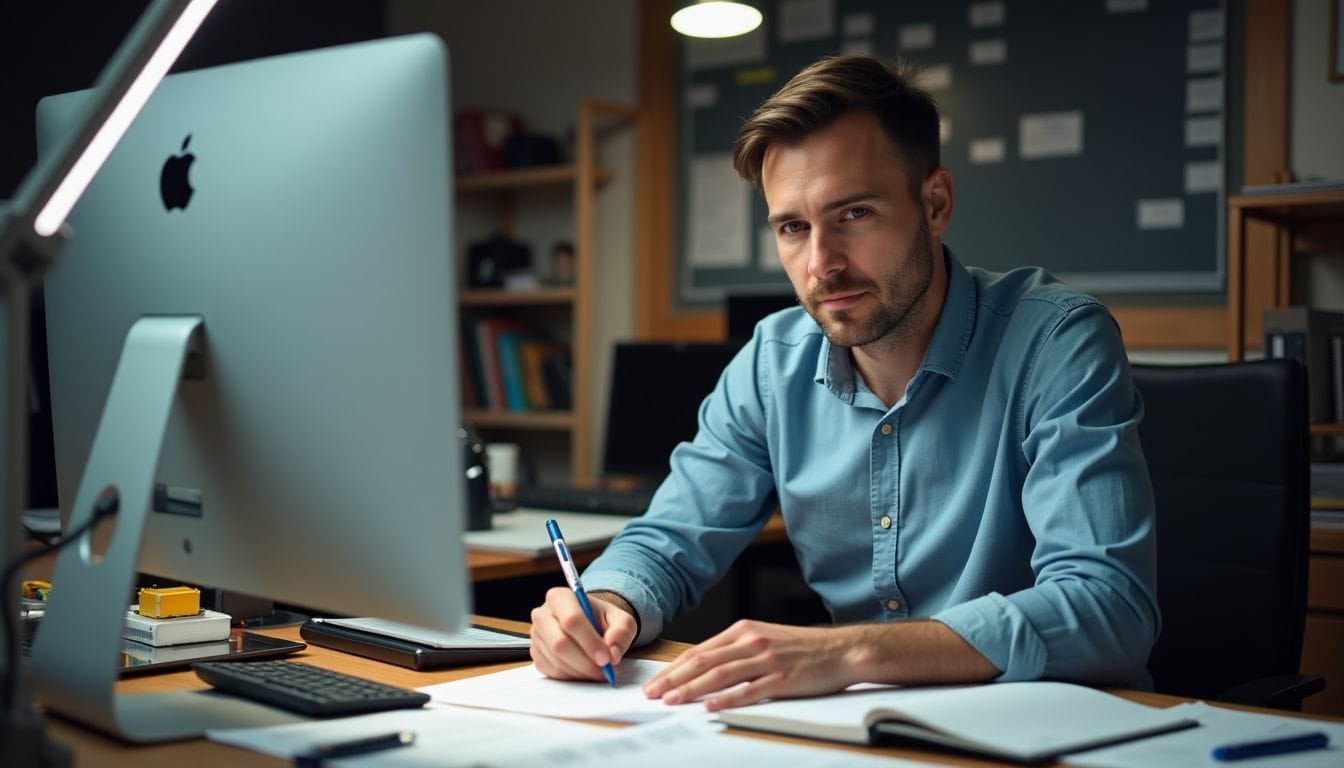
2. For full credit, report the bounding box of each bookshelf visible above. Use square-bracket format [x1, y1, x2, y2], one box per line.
[1226, 184, 1344, 432]
[456, 100, 635, 484]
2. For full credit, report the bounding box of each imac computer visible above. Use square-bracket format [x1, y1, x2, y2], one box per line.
[31, 34, 467, 741]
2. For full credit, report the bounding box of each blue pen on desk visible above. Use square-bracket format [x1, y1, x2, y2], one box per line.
[545, 518, 617, 687]
[1211, 731, 1329, 762]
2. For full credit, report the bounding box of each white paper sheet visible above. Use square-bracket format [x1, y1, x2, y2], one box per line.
[687, 154, 751, 268]
[1020, 111, 1084, 159]
[779, 0, 835, 43]
[483, 713, 926, 768]
[898, 23, 935, 51]
[1066, 701, 1344, 768]
[916, 63, 954, 92]
[1187, 43, 1222, 73]
[842, 12, 874, 38]
[422, 659, 689, 723]
[969, 137, 1007, 164]
[1184, 161, 1222, 194]
[1189, 9, 1224, 41]
[758, 225, 783, 272]
[1186, 77, 1224, 113]
[969, 1, 1006, 28]
[1136, 199, 1184, 230]
[1106, 0, 1148, 13]
[207, 705, 614, 767]
[969, 38, 1007, 65]
[1184, 116, 1222, 147]
[685, 28, 766, 71]
[840, 39, 873, 57]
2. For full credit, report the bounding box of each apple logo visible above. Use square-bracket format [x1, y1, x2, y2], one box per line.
[160, 134, 195, 211]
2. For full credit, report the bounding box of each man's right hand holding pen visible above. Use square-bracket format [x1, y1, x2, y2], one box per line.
[529, 587, 638, 683]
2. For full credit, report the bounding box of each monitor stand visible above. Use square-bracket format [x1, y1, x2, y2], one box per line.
[30, 317, 301, 742]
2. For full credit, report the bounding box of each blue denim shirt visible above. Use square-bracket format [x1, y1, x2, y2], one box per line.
[583, 249, 1159, 686]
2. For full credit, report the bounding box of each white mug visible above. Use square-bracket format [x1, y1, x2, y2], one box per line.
[485, 442, 520, 501]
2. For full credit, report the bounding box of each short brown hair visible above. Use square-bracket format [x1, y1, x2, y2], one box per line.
[732, 56, 940, 195]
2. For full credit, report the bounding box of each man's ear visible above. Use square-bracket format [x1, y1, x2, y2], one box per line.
[923, 166, 954, 238]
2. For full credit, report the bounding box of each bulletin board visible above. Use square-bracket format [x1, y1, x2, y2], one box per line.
[676, 0, 1227, 304]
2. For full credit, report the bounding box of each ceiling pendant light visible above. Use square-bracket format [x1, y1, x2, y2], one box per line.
[671, 1, 763, 39]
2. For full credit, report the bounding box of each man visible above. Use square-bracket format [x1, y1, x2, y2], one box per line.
[529, 56, 1159, 711]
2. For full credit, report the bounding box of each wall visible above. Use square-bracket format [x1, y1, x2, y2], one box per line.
[387, 1, 638, 479]
[1291, 0, 1344, 181]
[1293, 0, 1344, 311]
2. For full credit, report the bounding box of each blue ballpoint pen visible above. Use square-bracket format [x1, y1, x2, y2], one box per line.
[1211, 731, 1329, 762]
[545, 518, 617, 687]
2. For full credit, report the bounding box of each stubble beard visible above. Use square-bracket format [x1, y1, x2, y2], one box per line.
[803, 221, 936, 351]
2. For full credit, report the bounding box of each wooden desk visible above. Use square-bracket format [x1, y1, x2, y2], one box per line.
[42, 615, 1340, 768]
[1304, 523, 1344, 717]
[467, 512, 789, 582]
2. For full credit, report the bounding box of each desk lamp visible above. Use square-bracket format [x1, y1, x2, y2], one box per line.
[0, 1, 216, 764]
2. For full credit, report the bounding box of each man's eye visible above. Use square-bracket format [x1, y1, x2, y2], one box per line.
[779, 221, 804, 235]
[843, 208, 870, 221]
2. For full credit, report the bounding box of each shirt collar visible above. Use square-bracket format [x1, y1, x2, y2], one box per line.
[814, 246, 977, 401]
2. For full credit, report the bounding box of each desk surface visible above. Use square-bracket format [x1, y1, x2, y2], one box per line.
[467, 511, 788, 582]
[43, 614, 1340, 768]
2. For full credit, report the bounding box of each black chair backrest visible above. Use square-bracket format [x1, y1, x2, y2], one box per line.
[1133, 359, 1310, 700]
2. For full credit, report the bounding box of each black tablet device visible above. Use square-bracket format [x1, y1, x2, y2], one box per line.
[300, 618, 532, 670]
[118, 630, 306, 677]
[20, 617, 306, 677]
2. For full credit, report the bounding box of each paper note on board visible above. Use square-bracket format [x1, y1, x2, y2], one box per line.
[687, 154, 750, 268]
[1137, 199, 1185, 230]
[1020, 111, 1084, 159]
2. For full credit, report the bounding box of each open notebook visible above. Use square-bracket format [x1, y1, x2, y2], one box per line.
[716, 681, 1197, 764]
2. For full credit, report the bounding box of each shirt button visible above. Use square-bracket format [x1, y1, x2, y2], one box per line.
[880, 423, 893, 436]
[887, 599, 901, 611]
[879, 515, 892, 529]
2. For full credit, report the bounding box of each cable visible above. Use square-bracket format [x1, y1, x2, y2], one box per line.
[2, 491, 119, 714]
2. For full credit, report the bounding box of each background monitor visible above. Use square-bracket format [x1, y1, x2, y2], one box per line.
[725, 292, 798, 347]
[601, 342, 738, 481]
[33, 34, 466, 739]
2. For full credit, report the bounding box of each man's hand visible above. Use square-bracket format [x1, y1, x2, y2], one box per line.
[530, 587, 638, 682]
[642, 619, 999, 711]
[642, 620, 862, 711]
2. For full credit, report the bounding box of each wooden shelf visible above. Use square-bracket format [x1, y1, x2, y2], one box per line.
[458, 100, 635, 484]
[462, 408, 576, 430]
[1310, 422, 1344, 437]
[456, 163, 612, 193]
[1227, 186, 1344, 360]
[459, 287, 576, 306]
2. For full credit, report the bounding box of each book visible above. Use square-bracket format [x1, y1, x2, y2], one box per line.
[299, 617, 531, 670]
[123, 607, 231, 647]
[716, 681, 1198, 764]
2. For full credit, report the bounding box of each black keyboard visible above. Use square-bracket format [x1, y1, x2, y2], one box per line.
[510, 485, 654, 516]
[192, 659, 430, 717]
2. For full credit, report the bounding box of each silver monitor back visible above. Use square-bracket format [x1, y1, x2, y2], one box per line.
[33, 35, 466, 738]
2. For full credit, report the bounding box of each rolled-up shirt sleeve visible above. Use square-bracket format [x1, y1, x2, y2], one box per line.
[582, 343, 778, 646]
[934, 303, 1159, 684]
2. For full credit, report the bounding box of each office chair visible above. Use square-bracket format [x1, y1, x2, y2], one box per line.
[1133, 359, 1324, 710]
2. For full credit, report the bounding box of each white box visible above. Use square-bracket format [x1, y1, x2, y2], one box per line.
[123, 607, 230, 647]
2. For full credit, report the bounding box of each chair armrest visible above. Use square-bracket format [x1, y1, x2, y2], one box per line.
[1217, 673, 1325, 711]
